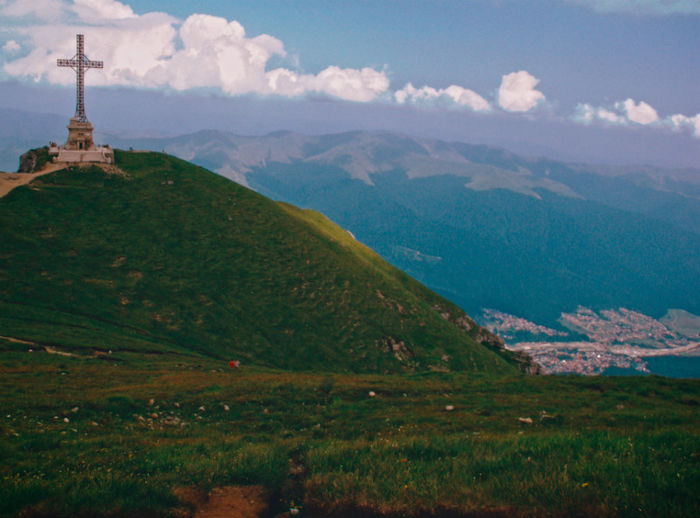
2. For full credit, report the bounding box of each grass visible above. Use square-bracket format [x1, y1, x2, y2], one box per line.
[1, 349, 698, 517]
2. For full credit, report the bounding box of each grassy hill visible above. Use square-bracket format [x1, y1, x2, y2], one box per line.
[0, 150, 521, 374]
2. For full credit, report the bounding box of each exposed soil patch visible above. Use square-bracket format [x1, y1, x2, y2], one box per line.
[1, 162, 128, 199]
[0, 334, 38, 346]
[175, 486, 269, 518]
[44, 345, 80, 357]
[0, 163, 66, 198]
[304, 503, 513, 518]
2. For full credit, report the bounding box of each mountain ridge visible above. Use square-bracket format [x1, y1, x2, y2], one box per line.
[105, 128, 700, 202]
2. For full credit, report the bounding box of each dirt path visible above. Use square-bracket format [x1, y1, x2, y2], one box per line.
[0, 163, 67, 198]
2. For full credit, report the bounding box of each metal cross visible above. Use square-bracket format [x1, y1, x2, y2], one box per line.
[57, 34, 103, 123]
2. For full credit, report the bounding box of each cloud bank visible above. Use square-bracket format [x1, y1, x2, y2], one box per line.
[0, 0, 698, 140]
[0, 0, 390, 102]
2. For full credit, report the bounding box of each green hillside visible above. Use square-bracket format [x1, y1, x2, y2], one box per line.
[0, 150, 521, 374]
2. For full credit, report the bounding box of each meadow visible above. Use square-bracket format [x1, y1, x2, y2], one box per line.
[1, 345, 698, 517]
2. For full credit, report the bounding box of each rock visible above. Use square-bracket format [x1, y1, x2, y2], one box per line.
[18, 147, 50, 173]
[198, 406, 205, 411]
[445, 405, 455, 412]
[223, 404, 230, 411]
[386, 337, 413, 362]
[63, 417, 70, 423]
[162, 416, 181, 426]
[149, 398, 155, 406]
[454, 315, 473, 332]
[150, 413, 159, 419]
[518, 417, 533, 424]
[71, 406, 79, 413]
[368, 391, 376, 397]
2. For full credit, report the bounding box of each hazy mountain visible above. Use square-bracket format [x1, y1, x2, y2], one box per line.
[106, 129, 700, 233]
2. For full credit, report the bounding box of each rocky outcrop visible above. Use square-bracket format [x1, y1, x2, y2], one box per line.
[18, 147, 50, 173]
[433, 303, 541, 374]
[379, 336, 414, 363]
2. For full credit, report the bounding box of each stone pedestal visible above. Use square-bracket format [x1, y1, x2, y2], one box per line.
[65, 117, 96, 151]
[48, 117, 114, 165]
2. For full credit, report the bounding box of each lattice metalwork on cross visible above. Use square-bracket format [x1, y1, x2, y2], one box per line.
[57, 34, 103, 123]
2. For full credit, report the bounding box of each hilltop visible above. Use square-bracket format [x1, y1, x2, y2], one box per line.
[0, 150, 525, 374]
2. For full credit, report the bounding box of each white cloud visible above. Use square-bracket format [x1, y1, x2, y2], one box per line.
[0, 0, 68, 21]
[395, 82, 491, 111]
[312, 66, 390, 102]
[573, 103, 626, 124]
[573, 99, 700, 138]
[265, 66, 390, 102]
[497, 70, 545, 112]
[1, 0, 390, 103]
[2, 39, 20, 52]
[72, 0, 135, 22]
[597, 107, 625, 124]
[617, 98, 658, 125]
[666, 113, 700, 137]
[565, 0, 700, 15]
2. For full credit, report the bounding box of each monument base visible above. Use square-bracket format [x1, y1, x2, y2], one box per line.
[49, 143, 114, 164]
[65, 117, 96, 151]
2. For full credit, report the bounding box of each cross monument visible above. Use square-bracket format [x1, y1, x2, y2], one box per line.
[50, 34, 112, 163]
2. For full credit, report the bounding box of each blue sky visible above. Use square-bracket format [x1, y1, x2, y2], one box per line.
[1, 0, 699, 167]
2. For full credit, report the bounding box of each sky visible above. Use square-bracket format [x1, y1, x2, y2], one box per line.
[0, 0, 699, 167]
